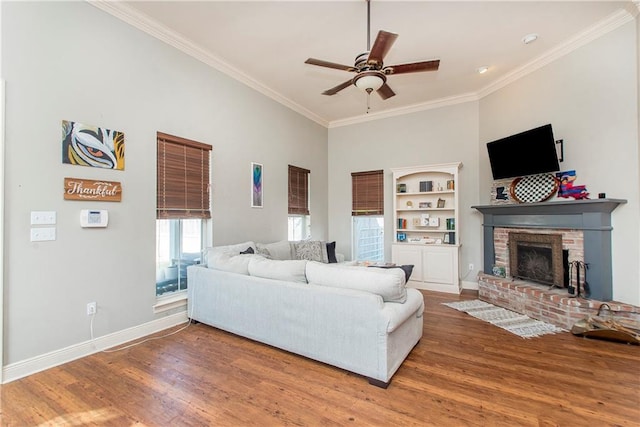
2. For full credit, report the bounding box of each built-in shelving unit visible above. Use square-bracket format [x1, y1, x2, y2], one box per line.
[391, 162, 461, 293]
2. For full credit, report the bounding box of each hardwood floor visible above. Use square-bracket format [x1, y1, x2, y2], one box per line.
[1, 290, 639, 426]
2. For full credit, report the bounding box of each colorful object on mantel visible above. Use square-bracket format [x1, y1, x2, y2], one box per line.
[556, 170, 589, 200]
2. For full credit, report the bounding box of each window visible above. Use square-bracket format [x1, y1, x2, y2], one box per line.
[288, 165, 310, 241]
[156, 132, 211, 297]
[351, 170, 384, 262]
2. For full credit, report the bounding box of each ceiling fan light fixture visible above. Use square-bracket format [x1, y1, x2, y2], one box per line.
[353, 71, 386, 92]
[477, 66, 489, 74]
[522, 33, 538, 45]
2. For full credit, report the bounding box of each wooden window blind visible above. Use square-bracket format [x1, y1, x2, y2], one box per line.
[288, 165, 310, 215]
[351, 169, 384, 216]
[157, 132, 212, 219]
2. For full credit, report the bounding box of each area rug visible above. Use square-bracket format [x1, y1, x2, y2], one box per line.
[442, 299, 565, 339]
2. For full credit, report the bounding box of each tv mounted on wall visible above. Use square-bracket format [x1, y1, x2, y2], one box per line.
[487, 124, 560, 180]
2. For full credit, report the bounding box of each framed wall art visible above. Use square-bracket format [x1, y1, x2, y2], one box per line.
[251, 162, 263, 208]
[61, 120, 125, 170]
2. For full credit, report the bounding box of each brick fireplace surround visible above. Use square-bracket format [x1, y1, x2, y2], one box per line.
[472, 199, 640, 329]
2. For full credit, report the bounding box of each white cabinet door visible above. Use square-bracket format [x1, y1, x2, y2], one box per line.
[423, 246, 459, 293]
[392, 244, 423, 282]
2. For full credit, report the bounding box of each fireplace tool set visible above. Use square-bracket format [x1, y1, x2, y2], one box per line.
[568, 260, 590, 298]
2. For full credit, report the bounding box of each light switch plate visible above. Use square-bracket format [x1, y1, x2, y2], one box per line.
[31, 211, 56, 225]
[30, 227, 56, 242]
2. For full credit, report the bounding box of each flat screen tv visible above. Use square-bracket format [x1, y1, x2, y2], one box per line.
[486, 124, 559, 180]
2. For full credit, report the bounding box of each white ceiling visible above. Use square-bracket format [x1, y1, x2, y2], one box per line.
[97, 1, 637, 127]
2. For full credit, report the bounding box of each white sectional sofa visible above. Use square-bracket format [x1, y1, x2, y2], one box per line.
[187, 241, 424, 387]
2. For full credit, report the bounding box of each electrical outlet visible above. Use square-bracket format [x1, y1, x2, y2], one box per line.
[468, 263, 474, 271]
[86, 302, 97, 316]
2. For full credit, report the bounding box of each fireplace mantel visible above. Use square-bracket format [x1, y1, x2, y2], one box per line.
[472, 198, 626, 300]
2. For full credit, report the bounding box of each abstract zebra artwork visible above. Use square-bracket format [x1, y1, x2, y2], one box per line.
[62, 120, 125, 170]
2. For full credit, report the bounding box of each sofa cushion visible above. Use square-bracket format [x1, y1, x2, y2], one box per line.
[206, 241, 256, 265]
[305, 261, 407, 303]
[293, 240, 328, 263]
[207, 252, 263, 275]
[248, 257, 308, 283]
[256, 240, 293, 260]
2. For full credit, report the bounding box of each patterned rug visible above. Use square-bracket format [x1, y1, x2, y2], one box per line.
[442, 299, 565, 339]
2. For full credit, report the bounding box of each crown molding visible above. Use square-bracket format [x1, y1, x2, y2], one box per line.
[328, 92, 479, 128]
[89, 1, 633, 130]
[87, 1, 329, 128]
[477, 8, 635, 100]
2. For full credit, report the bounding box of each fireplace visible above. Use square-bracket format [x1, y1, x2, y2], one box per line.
[472, 198, 626, 301]
[472, 199, 629, 329]
[508, 232, 564, 287]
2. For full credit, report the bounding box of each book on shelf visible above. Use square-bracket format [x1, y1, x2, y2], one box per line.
[397, 218, 407, 229]
[446, 218, 455, 230]
[419, 180, 433, 192]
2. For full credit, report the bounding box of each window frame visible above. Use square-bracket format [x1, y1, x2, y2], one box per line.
[288, 165, 311, 240]
[351, 170, 385, 261]
[155, 132, 212, 308]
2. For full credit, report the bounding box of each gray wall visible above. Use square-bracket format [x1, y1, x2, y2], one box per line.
[327, 102, 482, 286]
[1, 2, 328, 364]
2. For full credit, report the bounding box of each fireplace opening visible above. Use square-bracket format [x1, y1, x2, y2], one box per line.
[508, 232, 566, 287]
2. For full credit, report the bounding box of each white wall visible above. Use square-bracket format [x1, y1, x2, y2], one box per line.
[1, 2, 327, 365]
[479, 21, 639, 304]
[328, 102, 482, 286]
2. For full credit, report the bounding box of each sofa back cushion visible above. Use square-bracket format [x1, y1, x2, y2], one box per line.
[248, 257, 308, 283]
[305, 261, 407, 303]
[256, 240, 293, 260]
[207, 253, 263, 275]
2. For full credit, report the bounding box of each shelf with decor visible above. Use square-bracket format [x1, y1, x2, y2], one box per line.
[391, 162, 461, 293]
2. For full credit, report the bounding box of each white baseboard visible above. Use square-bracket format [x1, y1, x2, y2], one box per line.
[2, 311, 188, 384]
[461, 280, 479, 291]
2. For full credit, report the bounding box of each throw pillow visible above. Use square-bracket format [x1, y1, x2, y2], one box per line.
[326, 241, 338, 263]
[293, 240, 328, 263]
[240, 247, 255, 254]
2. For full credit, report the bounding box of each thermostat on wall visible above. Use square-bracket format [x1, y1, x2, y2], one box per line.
[80, 210, 109, 228]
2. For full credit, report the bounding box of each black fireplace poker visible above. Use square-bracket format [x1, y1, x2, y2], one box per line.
[569, 260, 591, 298]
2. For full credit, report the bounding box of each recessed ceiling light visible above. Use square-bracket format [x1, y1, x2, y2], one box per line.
[522, 33, 538, 45]
[477, 66, 489, 74]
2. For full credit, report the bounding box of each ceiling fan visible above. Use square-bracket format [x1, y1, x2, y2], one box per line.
[304, 0, 440, 100]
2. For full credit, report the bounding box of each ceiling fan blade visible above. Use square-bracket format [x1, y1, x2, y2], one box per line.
[384, 60, 440, 75]
[377, 83, 396, 100]
[367, 30, 398, 67]
[322, 79, 354, 96]
[305, 58, 357, 72]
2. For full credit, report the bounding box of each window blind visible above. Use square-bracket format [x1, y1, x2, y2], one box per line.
[351, 169, 384, 216]
[288, 165, 310, 215]
[157, 132, 212, 219]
